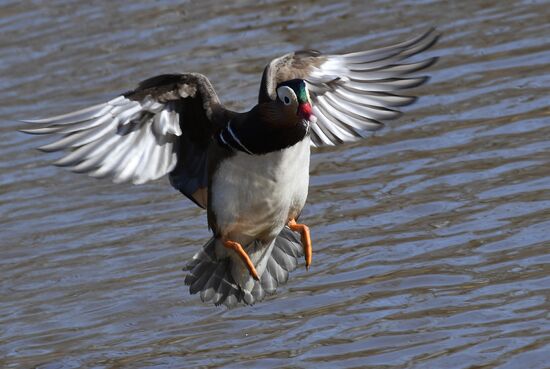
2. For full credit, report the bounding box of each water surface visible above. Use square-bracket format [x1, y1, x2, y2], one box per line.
[1, 0, 549, 368]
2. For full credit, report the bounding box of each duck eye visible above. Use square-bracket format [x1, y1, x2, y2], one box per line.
[277, 85, 296, 106]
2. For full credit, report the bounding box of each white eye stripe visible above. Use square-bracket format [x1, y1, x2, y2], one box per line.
[277, 86, 296, 106]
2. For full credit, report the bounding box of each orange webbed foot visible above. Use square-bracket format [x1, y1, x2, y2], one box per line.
[223, 239, 260, 280]
[288, 219, 312, 269]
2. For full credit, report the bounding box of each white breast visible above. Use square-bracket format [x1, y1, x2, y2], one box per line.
[211, 137, 310, 245]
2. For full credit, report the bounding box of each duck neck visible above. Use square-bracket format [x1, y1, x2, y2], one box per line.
[219, 105, 309, 155]
[216, 119, 254, 155]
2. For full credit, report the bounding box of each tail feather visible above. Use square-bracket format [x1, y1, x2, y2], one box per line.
[267, 257, 288, 285]
[250, 278, 266, 302]
[276, 231, 303, 258]
[188, 262, 216, 294]
[200, 262, 225, 302]
[183, 226, 304, 307]
[271, 246, 294, 271]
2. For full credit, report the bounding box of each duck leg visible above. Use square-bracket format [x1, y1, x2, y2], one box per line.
[287, 219, 312, 269]
[223, 240, 260, 280]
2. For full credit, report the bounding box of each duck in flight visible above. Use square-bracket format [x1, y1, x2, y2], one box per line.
[22, 29, 438, 307]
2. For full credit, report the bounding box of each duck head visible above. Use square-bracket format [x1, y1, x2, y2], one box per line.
[276, 79, 317, 125]
[227, 79, 316, 155]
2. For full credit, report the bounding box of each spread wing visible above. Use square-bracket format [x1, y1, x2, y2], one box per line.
[259, 28, 439, 147]
[21, 73, 226, 208]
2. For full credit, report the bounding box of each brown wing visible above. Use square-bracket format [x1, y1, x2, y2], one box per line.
[258, 28, 439, 147]
[21, 73, 226, 208]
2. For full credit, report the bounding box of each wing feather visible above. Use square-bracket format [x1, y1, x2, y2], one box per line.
[22, 73, 225, 206]
[259, 28, 439, 147]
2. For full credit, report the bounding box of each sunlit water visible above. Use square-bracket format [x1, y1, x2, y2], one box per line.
[1, 0, 549, 368]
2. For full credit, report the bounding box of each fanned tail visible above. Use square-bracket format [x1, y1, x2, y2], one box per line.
[184, 226, 304, 307]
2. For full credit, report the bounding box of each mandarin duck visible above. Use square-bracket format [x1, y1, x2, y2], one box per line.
[22, 29, 438, 307]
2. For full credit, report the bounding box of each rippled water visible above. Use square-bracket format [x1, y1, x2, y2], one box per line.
[2, 0, 550, 368]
